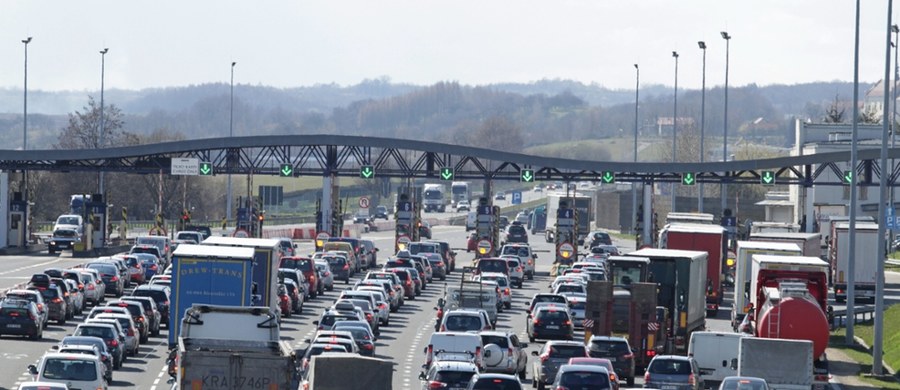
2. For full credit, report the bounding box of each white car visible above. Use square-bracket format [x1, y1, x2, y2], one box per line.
[314, 260, 334, 291]
[553, 282, 587, 297]
[499, 255, 525, 288]
[457, 200, 470, 212]
[28, 353, 107, 390]
[550, 275, 587, 291]
[475, 273, 513, 309]
[356, 287, 391, 326]
[500, 244, 536, 280]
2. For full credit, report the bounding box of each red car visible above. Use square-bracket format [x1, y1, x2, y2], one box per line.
[281, 256, 321, 298]
[467, 233, 477, 252]
[388, 268, 416, 300]
[277, 284, 293, 318]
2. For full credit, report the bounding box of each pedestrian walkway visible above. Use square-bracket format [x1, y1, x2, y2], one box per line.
[826, 347, 892, 389]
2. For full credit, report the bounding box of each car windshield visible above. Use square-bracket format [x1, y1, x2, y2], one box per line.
[557, 285, 584, 293]
[41, 358, 98, 381]
[133, 289, 167, 302]
[501, 247, 529, 257]
[558, 371, 609, 390]
[649, 359, 693, 375]
[35, 288, 60, 300]
[76, 326, 114, 339]
[435, 370, 476, 386]
[538, 310, 569, 320]
[341, 327, 371, 341]
[472, 378, 521, 390]
[590, 340, 629, 355]
[57, 216, 80, 225]
[445, 315, 482, 331]
[282, 258, 312, 270]
[408, 243, 436, 254]
[53, 229, 78, 238]
[549, 345, 587, 358]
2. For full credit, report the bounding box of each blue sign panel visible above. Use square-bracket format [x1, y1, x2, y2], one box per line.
[511, 191, 522, 205]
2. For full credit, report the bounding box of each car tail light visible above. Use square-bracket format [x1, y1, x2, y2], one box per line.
[609, 373, 617, 382]
[366, 313, 373, 322]
[644, 372, 650, 382]
[52, 298, 62, 303]
[137, 316, 145, 322]
[78, 284, 84, 289]
[308, 275, 315, 283]
[426, 345, 434, 366]
[555, 387, 570, 390]
[281, 295, 289, 302]
[504, 288, 510, 295]
[378, 303, 387, 310]
[687, 373, 695, 385]
[428, 381, 447, 389]
[325, 271, 330, 277]
[533, 318, 540, 325]
[623, 352, 634, 360]
[436, 308, 443, 318]
[646, 350, 656, 358]
[151, 265, 158, 271]
[363, 344, 374, 350]
[507, 347, 513, 358]
[540, 352, 550, 363]
[128, 327, 135, 337]
[405, 280, 411, 286]
[8, 312, 19, 317]
[87, 284, 95, 290]
[109, 339, 119, 347]
[475, 346, 483, 368]
[562, 320, 571, 326]
[343, 264, 349, 270]
[64, 292, 69, 297]
[440, 324, 446, 332]
[110, 276, 119, 282]
[36, 303, 43, 311]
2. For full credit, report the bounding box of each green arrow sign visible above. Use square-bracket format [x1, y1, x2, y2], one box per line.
[601, 171, 615, 184]
[843, 170, 853, 185]
[761, 171, 775, 185]
[199, 162, 213, 176]
[682, 172, 696, 186]
[440, 167, 454, 181]
[521, 169, 534, 183]
[360, 165, 375, 179]
[280, 164, 293, 177]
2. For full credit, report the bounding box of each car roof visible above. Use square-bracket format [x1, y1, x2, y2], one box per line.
[590, 335, 628, 342]
[652, 355, 693, 362]
[558, 364, 609, 374]
[42, 352, 102, 362]
[473, 373, 520, 380]
[546, 340, 586, 347]
[433, 360, 478, 371]
[478, 330, 513, 338]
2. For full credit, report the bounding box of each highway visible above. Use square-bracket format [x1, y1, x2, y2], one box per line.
[5, 209, 900, 389]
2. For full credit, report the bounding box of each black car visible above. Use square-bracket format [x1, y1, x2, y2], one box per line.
[505, 223, 529, 244]
[324, 255, 351, 283]
[373, 205, 389, 220]
[131, 284, 170, 329]
[87, 262, 125, 297]
[588, 335, 636, 386]
[0, 299, 43, 340]
[585, 231, 613, 248]
[29, 285, 68, 325]
[528, 306, 574, 342]
[418, 221, 432, 240]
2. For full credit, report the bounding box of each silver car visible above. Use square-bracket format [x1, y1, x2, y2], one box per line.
[87, 316, 139, 357]
[314, 260, 334, 291]
[78, 271, 105, 306]
[355, 287, 391, 326]
[500, 255, 525, 288]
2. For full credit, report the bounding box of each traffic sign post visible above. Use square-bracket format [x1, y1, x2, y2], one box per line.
[520, 169, 534, 183]
[558, 242, 575, 260]
[511, 191, 522, 205]
[360, 165, 375, 179]
[440, 167, 454, 181]
[397, 235, 411, 250]
[681, 172, 696, 186]
[172, 158, 200, 176]
[761, 170, 776, 186]
[601, 171, 615, 184]
[199, 162, 213, 176]
[280, 164, 294, 177]
[315, 232, 330, 248]
[359, 197, 370, 209]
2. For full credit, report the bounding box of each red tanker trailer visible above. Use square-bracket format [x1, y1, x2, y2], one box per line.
[749, 254, 831, 379]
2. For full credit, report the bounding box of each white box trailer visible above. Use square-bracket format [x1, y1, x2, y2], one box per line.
[749, 232, 821, 259]
[731, 241, 802, 330]
[738, 338, 814, 390]
[830, 221, 879, 303]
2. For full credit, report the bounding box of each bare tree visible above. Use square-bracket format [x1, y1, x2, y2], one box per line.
[56, 96, 126, 150]
[823, 94, 845, 123]
[467, 115, 524, 152]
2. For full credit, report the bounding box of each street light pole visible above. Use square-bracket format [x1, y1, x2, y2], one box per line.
[226, 62, 236, 222]
[22, 37, 32, 199]
[891, 24, 898, 213]
[847, 0, 861, 345]
[672, 51, 679, 213]
[698, 41, 707, 213]
[633, 64, 640, 235]
[98, 48, 109, 195]
[721, 31, 731, 215]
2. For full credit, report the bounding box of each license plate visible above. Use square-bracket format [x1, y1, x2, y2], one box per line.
[546, 325, 559, 329]
[7, 324, 21, 328]
[662, 386, 677, 390]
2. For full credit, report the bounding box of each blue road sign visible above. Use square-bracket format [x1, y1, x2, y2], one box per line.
[511, 191, 522, 205]
[888, 207, 897, 229]
[557, 208, 574, 219]
[477, 205, 494, 215]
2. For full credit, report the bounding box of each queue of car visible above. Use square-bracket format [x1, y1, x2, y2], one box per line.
[2, 239, 175, 390]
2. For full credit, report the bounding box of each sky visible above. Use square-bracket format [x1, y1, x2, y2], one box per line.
[0, 0, 897, 93]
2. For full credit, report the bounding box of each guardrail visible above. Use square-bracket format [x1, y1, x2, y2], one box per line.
[831, 305, 877, 329]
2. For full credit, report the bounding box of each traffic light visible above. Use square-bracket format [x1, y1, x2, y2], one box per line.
[520, 169, 534, 183]
[181, 209, 190, 224]
[279, 164, 293, 177]
[440, 167, 454, 181]
[681, 172, 696, 186]
[360, 165, 375, 179]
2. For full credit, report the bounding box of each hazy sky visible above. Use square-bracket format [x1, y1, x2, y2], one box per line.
[0, 1, 897, 92]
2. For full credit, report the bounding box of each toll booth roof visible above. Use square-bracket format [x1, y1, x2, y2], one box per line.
[173, 244, 255, 260]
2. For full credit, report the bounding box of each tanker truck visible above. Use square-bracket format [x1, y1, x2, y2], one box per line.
[747, 254, 831, 385]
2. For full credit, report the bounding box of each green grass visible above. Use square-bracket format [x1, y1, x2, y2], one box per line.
[827, 334, 900, 389]
[523, 138, 634, 161]
[831, 305, 900, 384]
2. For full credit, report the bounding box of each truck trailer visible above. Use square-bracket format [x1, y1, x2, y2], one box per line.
[731, 241, 802, 330]
[830, 221, 879, 303]
[626, 248, 707, 354]
[658, 223, 726, 315]
[201, 236, 286, 318]
[168, 244, 256, 346]
[737, 338, 816, 390]
[749, 231, 821, 259]
[544, 193, 592, 245]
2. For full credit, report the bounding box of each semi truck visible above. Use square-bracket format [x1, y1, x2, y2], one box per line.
[731, 241, 802, 331]
[626, 248, 707, 354]
[201, 236, 286, 317]
[830, 221, 879, 303]
[451, 181, 471, 204]
[658, 223, 726, 315]
[168, 244, 256, 346]
[737, 338, 816, 390]
[748, 254, 831, 383]
[544, 194, 592, 245]
[528, 204, 547, 235]
[177, 305, 301, 390]
[587, 281, 662, 375]
[423, 183, 447, 212]
[819, 215, 873, 248]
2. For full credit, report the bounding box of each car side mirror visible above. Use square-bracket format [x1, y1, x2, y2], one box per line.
[28, 364, 38, 375]
[304, 338, 311, 343]
[418, 371, 427, 380]
[531, 351, 539, 357]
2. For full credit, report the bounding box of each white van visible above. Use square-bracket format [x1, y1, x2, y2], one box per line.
[688, 331, 747, 387]
[447, 285, 498, 324]
[466, 211, 477, 231]
[28, 352, 107, 390]
[424, 332, 484, 369]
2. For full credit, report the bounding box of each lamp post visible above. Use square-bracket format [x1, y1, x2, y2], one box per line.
[721, 31, 731, 215]
[226, 62, 236, 222]
[698, 41, 707, 213]
[891, 24, 898, 213]
[846, 0, 861, 345]
[22, 37, 32, 199]
[98, 48, 109, 195]
[671, 51, 679, 213]
[633, 64, 639, 234]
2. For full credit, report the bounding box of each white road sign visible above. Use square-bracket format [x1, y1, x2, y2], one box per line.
[171, 158, 200, 176]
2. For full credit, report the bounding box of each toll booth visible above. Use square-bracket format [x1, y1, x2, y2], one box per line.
[395, 194, 417, 252]
[474, 197, 498, 258]
[555, 200, 576, 264]
[85, 195, 107, 249]
[0, 172, 9, 248]
[8, 191, 27, 248]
